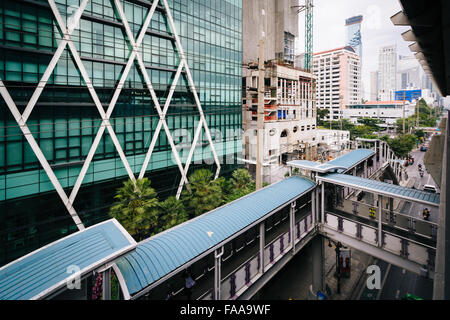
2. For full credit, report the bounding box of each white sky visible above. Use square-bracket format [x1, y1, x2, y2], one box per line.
[297, 0, 412, 100]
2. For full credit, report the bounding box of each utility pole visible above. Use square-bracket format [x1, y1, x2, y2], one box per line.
[402, 91, 406, 134]
[416, 100, 420, 128]
[256, 16, 265, 190]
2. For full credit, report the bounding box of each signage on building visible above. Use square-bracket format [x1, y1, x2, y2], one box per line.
[395, 89, 422, 102]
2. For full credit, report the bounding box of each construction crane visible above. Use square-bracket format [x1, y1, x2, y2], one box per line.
[292, 0, 314, 71]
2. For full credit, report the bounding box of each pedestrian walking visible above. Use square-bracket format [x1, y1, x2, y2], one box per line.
[183, 270, 195, 300]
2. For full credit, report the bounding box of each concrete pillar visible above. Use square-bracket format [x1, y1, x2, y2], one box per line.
[378, 195, 383, 248]
[321, 183, 325, 223]
[311, 190, 316, 226]
[353, 167, 357, 177]
[102, 269, 111, 300]
[290, 201, 296, 252]
[259, 222, 265, 274]
[364, 160, 368, 178]
[214, 247, 223, 300]
[315, 188, 320, 223]
[310, 236, 325, 298]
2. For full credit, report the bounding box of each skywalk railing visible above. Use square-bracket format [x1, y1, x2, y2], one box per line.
[198, 212, 316, 300]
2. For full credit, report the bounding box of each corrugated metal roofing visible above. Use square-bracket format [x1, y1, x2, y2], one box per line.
[287, 149, 374, 173]
[328, 149, 375, 172]
[320, 173, 440, 206]
[0, 219, 136, 300]
[115, 176, 316, 297]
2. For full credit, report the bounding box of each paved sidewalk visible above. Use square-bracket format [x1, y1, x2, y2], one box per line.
[323, 244, 373, 300]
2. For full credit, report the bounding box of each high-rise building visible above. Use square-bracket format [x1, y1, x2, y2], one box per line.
[370, 71, 379, 101]
[0, 0, 243, 265]
[242, 0, 299, 66]
[345, 15, 363, 58]
[313, 46, 361, 121]
[378, 45, 397, 100]
[397, 55, 422, 89]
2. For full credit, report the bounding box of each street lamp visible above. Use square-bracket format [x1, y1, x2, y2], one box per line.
[328, 239, 343, 294]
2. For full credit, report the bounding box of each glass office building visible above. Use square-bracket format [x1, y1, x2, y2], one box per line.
[345, 15, 363, 58]
[0, 0, 242, 265]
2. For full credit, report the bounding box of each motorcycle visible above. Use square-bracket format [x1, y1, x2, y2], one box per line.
[420, 171, 424, 177]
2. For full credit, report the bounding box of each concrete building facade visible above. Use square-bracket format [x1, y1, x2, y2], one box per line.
[378, 45, 397, 101]
[370, 71, 379, 101]
[313, 46, 361, 121]
[242, 63, 317, 179]
[342, 101, 415, 130]
[242, 0, 299, 66]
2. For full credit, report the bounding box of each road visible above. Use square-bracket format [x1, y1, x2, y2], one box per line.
[399, 147, 439, 222]
[359, 146, 436, 300]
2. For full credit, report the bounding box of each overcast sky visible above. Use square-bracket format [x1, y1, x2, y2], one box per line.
[297, 0, 412, 100]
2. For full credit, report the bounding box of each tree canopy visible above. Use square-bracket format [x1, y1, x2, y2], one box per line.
[109, 178, 159, 241]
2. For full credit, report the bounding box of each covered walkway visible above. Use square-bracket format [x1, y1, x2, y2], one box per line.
[319, 173, 440, 207]
[287, 148, 376, 174]
[114, 176, 316, 299]
[0, 219, 136, 300]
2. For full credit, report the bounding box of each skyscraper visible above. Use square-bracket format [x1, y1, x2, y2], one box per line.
[0, 0, 243, 265]
[345, 15, 363, 58]
[370, 71, 379, 101]
[378, 45, 397, 100]
[313, 46, 361, 121]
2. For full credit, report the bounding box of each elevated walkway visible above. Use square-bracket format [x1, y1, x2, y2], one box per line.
[0, 219, 136, 300]
[114, 176, 316, 299]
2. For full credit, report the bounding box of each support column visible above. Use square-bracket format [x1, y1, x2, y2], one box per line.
[311, 189, 316, 226]
[290, 201, 296, 252]
[378, 195, 383, 248]
[102, 268, 111, 300]
[364, 160, 368, 178]
[310, 236, 325, 299]
[353, 167, 357, 177]
[315, 187, 320, 223]
[214, 247, 223, 300]
[321, 182, 325, 223]
[259, 222, 265, 274]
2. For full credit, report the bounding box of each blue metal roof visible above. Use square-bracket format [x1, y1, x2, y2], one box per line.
[320, 173, 440, 206]
[115, 176, 316, 297]
[328, 149, 375, 172]
[0, 219, 136, 300]
[287, 149, 374, 173]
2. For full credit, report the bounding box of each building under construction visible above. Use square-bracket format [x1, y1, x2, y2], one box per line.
[242, 61, 318, 182]
[242, 0, 319, 183]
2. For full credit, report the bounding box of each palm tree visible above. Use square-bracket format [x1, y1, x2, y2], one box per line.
[156, 196, 188, 233]
[181, 169, 224, 217]
[227, 168, 255, 202]
[109, 178, 159, 241]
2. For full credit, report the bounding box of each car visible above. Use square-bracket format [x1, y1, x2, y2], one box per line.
[423, 184, 438, 193]
[402, 293, 423, 300]
[420, 145, 428, 152]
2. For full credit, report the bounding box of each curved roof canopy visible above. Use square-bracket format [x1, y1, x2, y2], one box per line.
[287, 148, 375, 173]
[115, 176, 316, 298]
[0, 219, 136, 300]
[319, 173, 440, 207]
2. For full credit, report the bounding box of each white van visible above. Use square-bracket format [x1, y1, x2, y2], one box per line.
[423, 184, 438, 193]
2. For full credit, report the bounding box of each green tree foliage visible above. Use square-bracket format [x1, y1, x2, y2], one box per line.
[181, 169, 224, 217]
[156, 196, 188, 233]
[317, 108, 329, 126]
[109, 178, 159, 241]
[384, 134, 417, 158]
[226, 168, 256, 202]
[396, 99, 438, 132]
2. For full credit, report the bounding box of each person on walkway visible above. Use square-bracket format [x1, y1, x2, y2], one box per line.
[183, 270, 195, 300]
